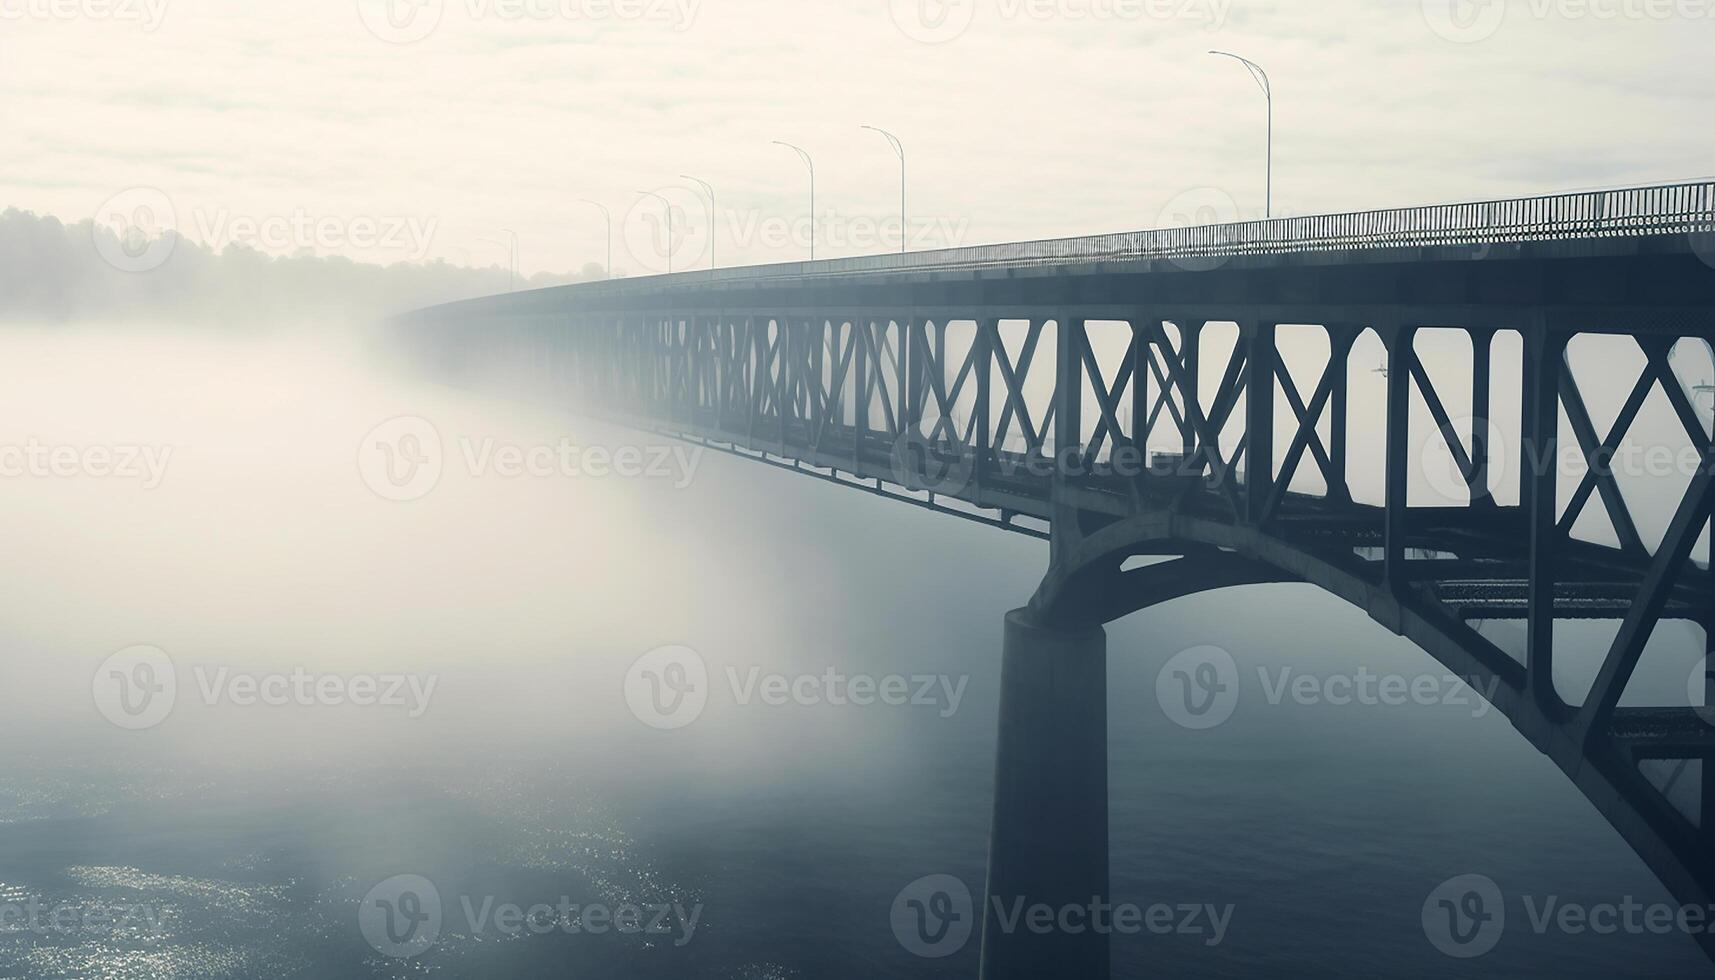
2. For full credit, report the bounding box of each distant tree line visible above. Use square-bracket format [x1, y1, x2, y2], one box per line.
[0, 208, 607, 327]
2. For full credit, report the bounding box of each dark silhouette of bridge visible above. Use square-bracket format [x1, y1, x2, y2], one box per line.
[401, 181, 1715, 976]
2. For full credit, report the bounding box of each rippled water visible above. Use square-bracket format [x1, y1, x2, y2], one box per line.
[0, 330, 1708, 978]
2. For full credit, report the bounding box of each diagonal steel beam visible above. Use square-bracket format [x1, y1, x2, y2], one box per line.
[1576, 442, 1715, 744]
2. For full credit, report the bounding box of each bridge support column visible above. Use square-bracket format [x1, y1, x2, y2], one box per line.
[980, 608, 1109, 980]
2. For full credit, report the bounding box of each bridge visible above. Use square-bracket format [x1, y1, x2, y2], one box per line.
[398, 180, 1715, 976]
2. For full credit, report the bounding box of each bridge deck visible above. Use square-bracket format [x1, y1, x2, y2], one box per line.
[400, 177, 1715, 964]
[422, 179, 1715, 310]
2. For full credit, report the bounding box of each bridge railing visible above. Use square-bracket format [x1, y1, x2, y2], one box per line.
[729, 179, 1715, 278]
[492, 180, 1713, 298]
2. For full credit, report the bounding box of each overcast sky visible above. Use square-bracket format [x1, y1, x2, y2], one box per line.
[4, 0, 1712, 276]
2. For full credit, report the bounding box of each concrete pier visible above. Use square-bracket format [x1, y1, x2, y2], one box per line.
[980, 608, 1109, 980]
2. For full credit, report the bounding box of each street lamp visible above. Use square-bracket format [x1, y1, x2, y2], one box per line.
[635, 190, 674, 274]
[861, 125, 906, 254]
[478, 229, 518, 290]
[1670, 340, 1715, 420]
[1690, 359, 1714, 414]
[577, 199, 612, 278]
[1209, 50, 1273, 218]
[679, 174, 717, 270]
[772, 140, 816, 261]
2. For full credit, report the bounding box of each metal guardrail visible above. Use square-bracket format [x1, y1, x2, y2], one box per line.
[792, 179, 1715, 271]
[536, 179, 1715, 297]
[407, 180, 1715, 316]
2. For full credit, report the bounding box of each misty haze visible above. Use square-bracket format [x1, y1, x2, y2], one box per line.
[3, 2, 1715, 979]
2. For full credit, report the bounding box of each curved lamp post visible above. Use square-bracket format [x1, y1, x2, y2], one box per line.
[861, 125, 906, 254]
[1209, 50, 1273, 218]
[478, 229, 518, 290]
[679, 174, 717, 270]
[772, 140, 816, 260]
[576, 199, 612, 278]
[635, 190, 674, 274]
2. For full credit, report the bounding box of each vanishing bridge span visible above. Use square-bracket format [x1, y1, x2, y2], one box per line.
[401, 181, 1715, 976]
